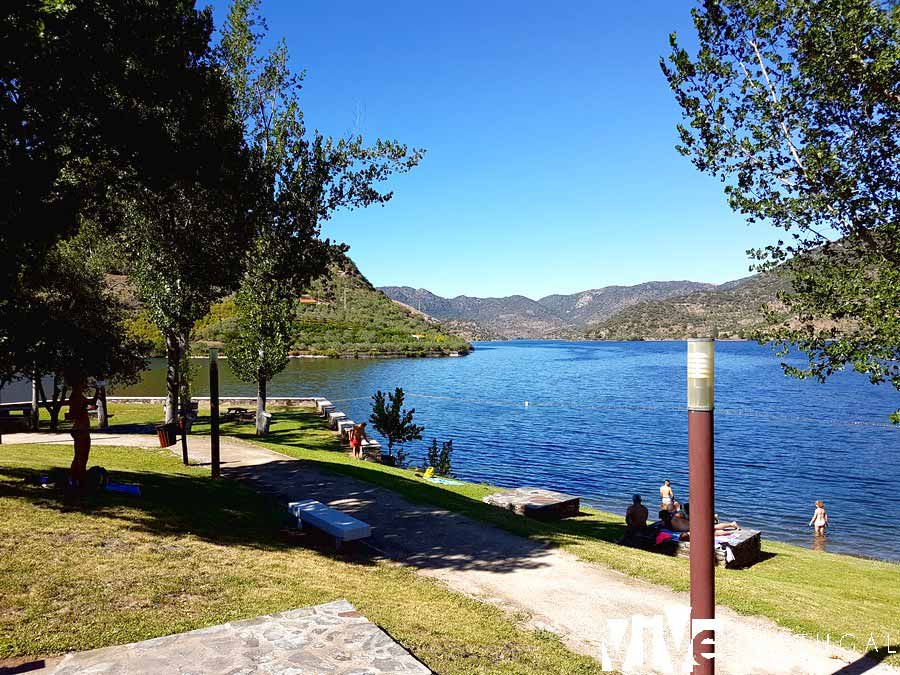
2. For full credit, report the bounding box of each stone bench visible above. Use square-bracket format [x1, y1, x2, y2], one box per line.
[483, 487, 581, 520]
[359, 438, 382, 461]
[319, 404, 335, 418]
[288, 499, 371, 548]
[314, 399, 332, 412]
[337, 420, 356, 443]
[327, 411, 347, 429]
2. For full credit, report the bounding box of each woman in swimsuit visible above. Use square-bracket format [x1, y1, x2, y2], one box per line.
[809, 500, 828, 536]
[349, 422, 369, 459]
[67, 374, 97, 486]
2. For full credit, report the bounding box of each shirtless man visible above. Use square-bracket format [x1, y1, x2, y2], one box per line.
[660, 480, 675, 510]
[625, 494, 649, 533]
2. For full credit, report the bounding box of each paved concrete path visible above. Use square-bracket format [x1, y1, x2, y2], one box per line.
[5, 431, 898, 675]
[43, 600, 428, 675]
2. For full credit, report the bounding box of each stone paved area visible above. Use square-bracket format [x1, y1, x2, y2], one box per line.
[45, 600, 430, 674]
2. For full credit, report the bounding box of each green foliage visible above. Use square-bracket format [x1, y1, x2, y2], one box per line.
[370, 388, 424, 466]
[111, 9, 256, 421]
[18, 231, 147, 388]
[424, 439, 454, 477]
[663, 0, 900, 420]
[193, 296, 239, 344]
[124, 312, 166, 357]
[226, 254, 294, 392]
[0, 1, 227, 383]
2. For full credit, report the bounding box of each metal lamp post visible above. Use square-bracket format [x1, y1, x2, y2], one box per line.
[209, 348, 221, 479]
[687, 338, 715, 675]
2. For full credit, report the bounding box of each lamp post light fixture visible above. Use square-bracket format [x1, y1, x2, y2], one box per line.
[687, 338, 715, 675]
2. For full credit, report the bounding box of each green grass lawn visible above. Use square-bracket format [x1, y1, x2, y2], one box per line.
[0, 442, 599, 674]
[184, 404, 900, 666]
[24, 402, 900, 665]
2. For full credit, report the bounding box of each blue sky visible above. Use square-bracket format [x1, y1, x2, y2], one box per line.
[208, 0, 773, 299]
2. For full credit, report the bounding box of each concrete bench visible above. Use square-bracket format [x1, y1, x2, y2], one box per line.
[359, 438, 382, 461]
[315, 400, 333, 414]
[319, 404, 335, 418]
[288, 499, 371, 548]
[337, 420, 355, 443]
[327, 411, 347, 429]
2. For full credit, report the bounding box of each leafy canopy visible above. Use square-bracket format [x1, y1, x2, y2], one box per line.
[0, 0, 237, 383]
[662, 0, 900, 421]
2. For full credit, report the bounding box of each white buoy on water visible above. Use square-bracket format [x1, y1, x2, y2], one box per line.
[524, 400, 529, 407]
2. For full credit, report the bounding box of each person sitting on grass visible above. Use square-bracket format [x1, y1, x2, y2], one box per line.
[625, 495, 650, 534]
[625, 494, 649, 533]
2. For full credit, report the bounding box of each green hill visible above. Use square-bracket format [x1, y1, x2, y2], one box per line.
[191, 256, 471, 357]
[585, 273, 790, 340]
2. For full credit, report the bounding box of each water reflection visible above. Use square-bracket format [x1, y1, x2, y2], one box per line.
[812, 534, 828, 553]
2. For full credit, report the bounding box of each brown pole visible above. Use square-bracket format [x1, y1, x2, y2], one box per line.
[689, 409, 715, 674]
[209, 348, 220, 479]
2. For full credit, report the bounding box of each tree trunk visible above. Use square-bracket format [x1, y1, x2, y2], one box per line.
[97, 386, 108, 429]
[30, 369, 40, 431]
[164, 331, 181, 424]
[47, 375, 67, 431]
[178, 328, 191, 413]
[256, 376, 267, 436]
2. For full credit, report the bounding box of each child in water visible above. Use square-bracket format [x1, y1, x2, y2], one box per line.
[809, 500, 829, 536]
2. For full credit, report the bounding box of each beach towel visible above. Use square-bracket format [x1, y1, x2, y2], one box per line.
[425, 477, 464, 486]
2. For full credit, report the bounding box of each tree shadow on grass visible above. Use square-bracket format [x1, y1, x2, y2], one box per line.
[0, 463, 373, 565]
[221, 448, 629, 576]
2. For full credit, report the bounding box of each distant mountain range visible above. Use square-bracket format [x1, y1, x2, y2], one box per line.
[378, 280, 751, 340]
[586, 273, 790, 340]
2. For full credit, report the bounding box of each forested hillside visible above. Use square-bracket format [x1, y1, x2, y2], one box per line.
[123, 257, 471, 358]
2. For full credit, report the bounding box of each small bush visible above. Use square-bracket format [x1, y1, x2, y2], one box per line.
[424, 438, 454, 477]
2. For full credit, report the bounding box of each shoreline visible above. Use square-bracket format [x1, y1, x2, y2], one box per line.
[66, 399, 898, 565]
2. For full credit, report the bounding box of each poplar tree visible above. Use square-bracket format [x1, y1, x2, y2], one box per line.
[663, 0, 900, 421]
[220, 0, 423, 434]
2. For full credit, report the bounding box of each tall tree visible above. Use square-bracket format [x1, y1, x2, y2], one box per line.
[0, 1, 234, 386]
[220, 0, 423, 434]
[663, 0, 900, 421]
[116, 9, 257, 424]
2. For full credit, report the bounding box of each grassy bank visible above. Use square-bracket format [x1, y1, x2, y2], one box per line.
[24, 402, 900, 665]
[184, 404, 900, 665]
[0, 443, 598, 673]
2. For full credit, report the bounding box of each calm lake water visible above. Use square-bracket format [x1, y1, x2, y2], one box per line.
[10, 340, 900, 560]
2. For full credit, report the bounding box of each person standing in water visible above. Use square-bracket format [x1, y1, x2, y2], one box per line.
[660, 479, 675, 510]
[809, 500, 829, 537]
